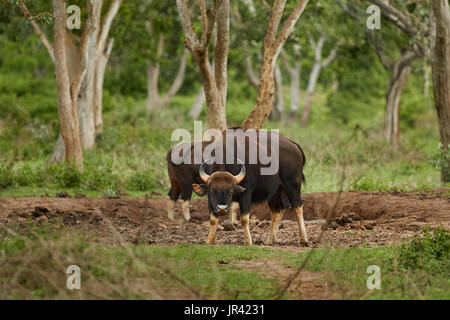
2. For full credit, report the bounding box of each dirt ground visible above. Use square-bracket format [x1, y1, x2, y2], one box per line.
[1, 188, 449, 249]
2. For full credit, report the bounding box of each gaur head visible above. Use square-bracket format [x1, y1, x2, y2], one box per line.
[194, 159, 246, 215]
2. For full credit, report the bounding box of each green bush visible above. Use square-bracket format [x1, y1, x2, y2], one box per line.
[398, 226, 450, 276]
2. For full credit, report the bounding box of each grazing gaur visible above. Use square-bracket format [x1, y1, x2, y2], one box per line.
[166, 140, 240, 222]
[194, 130, 308, 246]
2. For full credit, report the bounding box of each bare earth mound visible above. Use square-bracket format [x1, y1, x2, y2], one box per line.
[0, 188, 449, 248]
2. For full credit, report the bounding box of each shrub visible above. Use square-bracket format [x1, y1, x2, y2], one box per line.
[398, 226, 450, 276]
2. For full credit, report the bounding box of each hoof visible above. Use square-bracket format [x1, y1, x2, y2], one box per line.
[300, 240, 309, 247]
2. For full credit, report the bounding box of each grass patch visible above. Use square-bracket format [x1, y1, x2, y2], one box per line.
[0, 226, 285, 299]
[285, 227, 450, 299]
[0, 224, 448, 299]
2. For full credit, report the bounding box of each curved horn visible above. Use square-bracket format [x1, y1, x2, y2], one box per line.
[234, 159, 246, 184]
[199, 159, 212, 183]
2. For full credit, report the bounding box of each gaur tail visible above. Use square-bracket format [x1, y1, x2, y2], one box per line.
[289, 139, 307, 186]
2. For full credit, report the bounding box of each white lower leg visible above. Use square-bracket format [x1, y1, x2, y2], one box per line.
[240, 214, 252, 245]
[294, 206, 308, 244]
[206, 215, 219, 245]
[230, 202, 239, 224]
[180, 200, 191, 221]
[266, 211, 283, 245]
[167, 198, 175, 220]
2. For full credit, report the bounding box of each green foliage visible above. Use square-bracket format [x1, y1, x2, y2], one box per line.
[398, 226, 450, 275]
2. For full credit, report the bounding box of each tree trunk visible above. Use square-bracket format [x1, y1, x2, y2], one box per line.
[214, 0, 229, 109]
[52, 0, 83, 167]
[289, 62, 300, 117]
[272, 65, 284, 120]
[197, 55, 227, 130]
[431, 0, 450, 184]
[384, 65, 411, 146]
[241, 53, 276, 129]
[146, 59, 160, 111]
[300, 61, 321, 128]
[189, 87, 205, 119]
[146, 33, 163, 111]
[280, 49, 301, 118]
[94, 39, 114, 135]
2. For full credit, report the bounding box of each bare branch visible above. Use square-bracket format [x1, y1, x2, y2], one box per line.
[176, 0, 201, 51]
[366, 30, 392, 71]
[18, 0, 55, 62]
[98, 0, 122, 53]
[160, 49, 190, 105]
[280, 49, 295, 77]
[265, 0, 287, 50]
[273, 0, 309, 57]
[322, 44, 339, 67]
[197, 0, 209, 48]
[243, 40, 260, 88]
[308, 32, 317, 50]
[214, 0, 229, 106]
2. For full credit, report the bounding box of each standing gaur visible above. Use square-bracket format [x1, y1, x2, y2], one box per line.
[192, 129, 308, 246]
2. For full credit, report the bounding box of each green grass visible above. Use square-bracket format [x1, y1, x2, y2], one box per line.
[1, 225, 448, 299]
[285, 227, 450, 299]
[0, 225, 286, 299]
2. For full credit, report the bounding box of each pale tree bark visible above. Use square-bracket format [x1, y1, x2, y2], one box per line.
[77, 0, 103, 151]
[281, 48, 301, 117]
[424, 61, 432, 98]
[52, 0, 83, 167]
[176, 0, 228, 131]
[215, 0, 230, 109]
[242, 0, 310, 130]
[430, 0, 450, 184]
[242, 40, 261, 88]
[189, 87, 206, 120]
[94, 38, 114, 134]
[146, 28, 190, 111]
[385, 64, 411, 146]
[271, 64, 285, 120]
[300, 34, 338, 128]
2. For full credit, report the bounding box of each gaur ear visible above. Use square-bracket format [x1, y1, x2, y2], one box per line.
[192, 184, 208, 196]
[233, 185, 246, 194]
